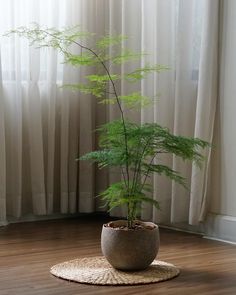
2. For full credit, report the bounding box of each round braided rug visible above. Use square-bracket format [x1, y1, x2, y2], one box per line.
[50, 256, 180, 285]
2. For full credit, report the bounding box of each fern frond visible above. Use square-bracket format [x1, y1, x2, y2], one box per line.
[125, 64, 169, 82]
[96, 34, 127, 48]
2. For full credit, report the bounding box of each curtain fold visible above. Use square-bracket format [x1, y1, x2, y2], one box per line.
[170, 0, 199, 224]
[0, 0, 219, 226]
[0, 56, 7, 225]
[189, 0, 220, 224]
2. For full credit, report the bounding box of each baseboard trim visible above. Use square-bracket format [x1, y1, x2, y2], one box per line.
[203, 235, 236, 245]
[0, 212, 109, 226]
[204, 213, 236, 243]
[159, 224, 203, 236]
[7, 213, 81, 224]
[0, 220, 9, 226]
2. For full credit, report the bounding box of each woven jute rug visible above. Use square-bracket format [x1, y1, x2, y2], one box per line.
[50, 256, 180, 285]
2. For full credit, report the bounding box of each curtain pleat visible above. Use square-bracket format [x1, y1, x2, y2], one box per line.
[0, 58, 7, 225]
[189, 0, 220, 224]
[46, 83, 56, 214]
[171, 0, 198, 223]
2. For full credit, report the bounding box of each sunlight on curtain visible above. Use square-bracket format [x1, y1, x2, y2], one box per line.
[0, 0, 67, 81]
[0, 0, 108, 225]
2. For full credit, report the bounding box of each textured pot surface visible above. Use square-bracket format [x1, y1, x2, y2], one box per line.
[101, 220, 160, 271]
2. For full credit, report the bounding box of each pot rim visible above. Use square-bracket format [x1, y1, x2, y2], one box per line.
[103, 219, 158, 231]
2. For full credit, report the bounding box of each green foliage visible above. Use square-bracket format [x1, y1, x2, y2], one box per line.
[8, 25, 210, 228]
[96, 34, 127, 48]
[64, 83, 105, 97]
[99, 182, 160, 224]
[111, 49, 144, 64]
[119, 92, 151, 108]
[125, 64, 170, 82]
[7, 24, 93, 49]
[84, 120, 209, 172]
[86, 74, 120, 82]
[65, 53, 98, 66]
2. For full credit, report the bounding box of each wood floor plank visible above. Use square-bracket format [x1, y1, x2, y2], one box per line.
[0, 217, 236, 294]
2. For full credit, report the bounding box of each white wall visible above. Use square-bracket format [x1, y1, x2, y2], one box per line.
[206, 0, 236, 242]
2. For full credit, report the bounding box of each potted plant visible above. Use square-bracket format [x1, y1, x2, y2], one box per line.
[8, 25, 209, 271]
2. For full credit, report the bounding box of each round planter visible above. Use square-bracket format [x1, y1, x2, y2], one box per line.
[101, 220, 159, 271]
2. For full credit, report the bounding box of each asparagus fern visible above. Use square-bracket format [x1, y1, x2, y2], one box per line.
[7, 24, 210, 228]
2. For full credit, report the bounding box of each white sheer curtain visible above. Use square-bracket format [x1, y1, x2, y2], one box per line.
[108, 0, 219, 226]
[0, 0, 219, 226]
[0, 0, 108, 225]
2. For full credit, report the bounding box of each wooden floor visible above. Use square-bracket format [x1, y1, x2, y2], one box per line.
[0, 217, 236, 295]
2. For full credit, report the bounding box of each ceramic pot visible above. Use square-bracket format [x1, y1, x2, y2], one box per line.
[101, 220, 159, 271]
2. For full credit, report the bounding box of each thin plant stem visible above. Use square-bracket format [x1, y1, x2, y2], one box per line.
[40, 30, 131, 192]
